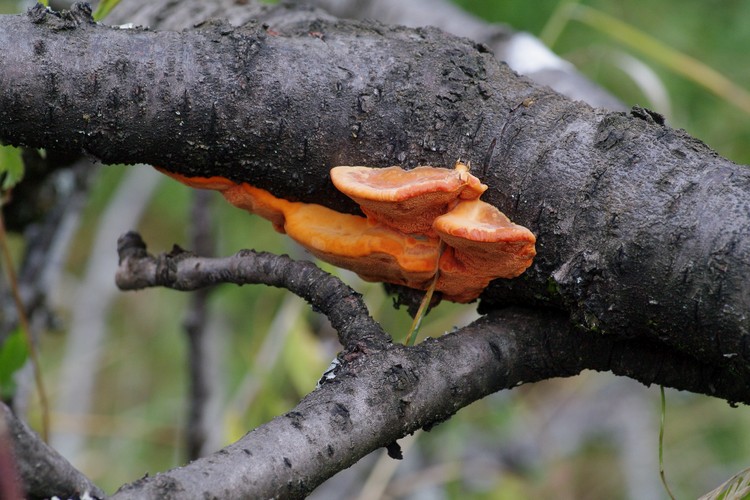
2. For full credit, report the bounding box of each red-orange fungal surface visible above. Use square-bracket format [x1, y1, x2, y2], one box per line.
[156, 167, 441, 290]
[156, 161, 536, 303]
[330, 162, 486, 235]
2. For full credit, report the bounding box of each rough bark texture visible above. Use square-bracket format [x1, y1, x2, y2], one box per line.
[118, 230, 749, 402]
[103, 300, 744, 499]
[116, 231, 390, 351]
[5, 275, 746, 500]
[109, 310, 554, 499]
[1, 3, 748, 385]
[306, 0, 626, 110]
[1, 1, 749, 497]
[1, 403, 104, 499]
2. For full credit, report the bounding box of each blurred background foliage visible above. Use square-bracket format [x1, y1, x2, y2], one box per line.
[454, 0, 750, 166]
[1, 0, 749, 498]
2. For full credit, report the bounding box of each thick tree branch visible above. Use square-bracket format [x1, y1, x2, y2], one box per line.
[115, 233, 749, 404]
[114, 228, 741, 494]
[105, 0, 625, 110]
[13, 222, 739, 499]
[1, 4, 748, 385]
[100, 290, 744, 498]
[0, 2, 746, 498]
[305, 0, 626, 110]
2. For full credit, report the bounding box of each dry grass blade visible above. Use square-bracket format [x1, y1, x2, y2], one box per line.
[699, 467, 750, 500]
[0, 210, 49, 442]
[404, 241, 445, 346]
[569, 5, 750, 115]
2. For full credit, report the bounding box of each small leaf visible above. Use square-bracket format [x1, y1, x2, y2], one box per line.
[0, 328, 30, 399]
[0, 145, 24, 191]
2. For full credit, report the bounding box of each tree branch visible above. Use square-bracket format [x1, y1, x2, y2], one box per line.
[305, 0, 625, 110]
[183, 190, 216, 460]
[1, 402, 104, 499]
[0, 3, 748, 384]
[105, 274, 746, 499]
[12, 222, 738, 500]
[108, 225, 749, 496]
[116, 231, 390, 350]
[115, 233, 750, 403]
[2, 2, 750, 494]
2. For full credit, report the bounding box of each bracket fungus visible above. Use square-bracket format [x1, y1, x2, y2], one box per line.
[433, 198, 536, 302]
[157, 161, 536, 303]
[330, 163, 487, 234]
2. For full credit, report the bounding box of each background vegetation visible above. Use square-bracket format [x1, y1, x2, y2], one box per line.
[2, 0, 749, 498]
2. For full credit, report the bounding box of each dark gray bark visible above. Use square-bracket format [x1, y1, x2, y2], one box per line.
[1, 402, 104, 499]
[0, 1, 749, 498]
[115, 232, 748, 404]
[1, 2, 748, 385]
[109, 233, 748, 498]
[116, 232, 390, 350]
[306, 0, 626, 110]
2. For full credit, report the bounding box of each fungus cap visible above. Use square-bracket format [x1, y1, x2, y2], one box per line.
[230, 186, 442, 288]
[156, 164, 537, 304]
[433, 199, 536, 302]
[156, 169, 289, 231]
[330, 162, 487, 234]
[156, 168, 441, 289]
[284, 206, 440, 287]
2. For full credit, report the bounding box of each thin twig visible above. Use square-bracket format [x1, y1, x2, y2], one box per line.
[115, 232, 391, 350]
[184, 190, 215, 460]
[0, 210, 49, 442]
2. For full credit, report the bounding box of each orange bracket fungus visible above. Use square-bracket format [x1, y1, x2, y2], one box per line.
[157, 161, 536, 303]
[330, 163, 487, 234]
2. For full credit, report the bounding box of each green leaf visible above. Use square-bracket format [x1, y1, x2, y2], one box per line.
[0, 328, 29, 399]
[0, 145, 24, 191]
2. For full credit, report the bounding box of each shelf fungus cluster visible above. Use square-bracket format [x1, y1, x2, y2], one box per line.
[158, 162, 536, 302]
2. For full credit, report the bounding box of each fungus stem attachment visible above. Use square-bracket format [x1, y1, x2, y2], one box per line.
[404, 241, 445, 346]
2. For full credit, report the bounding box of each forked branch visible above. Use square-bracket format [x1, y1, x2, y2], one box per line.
[115, 231, 390, 350]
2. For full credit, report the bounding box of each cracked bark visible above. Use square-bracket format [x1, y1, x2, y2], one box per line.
[0, 1, 748, 498]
